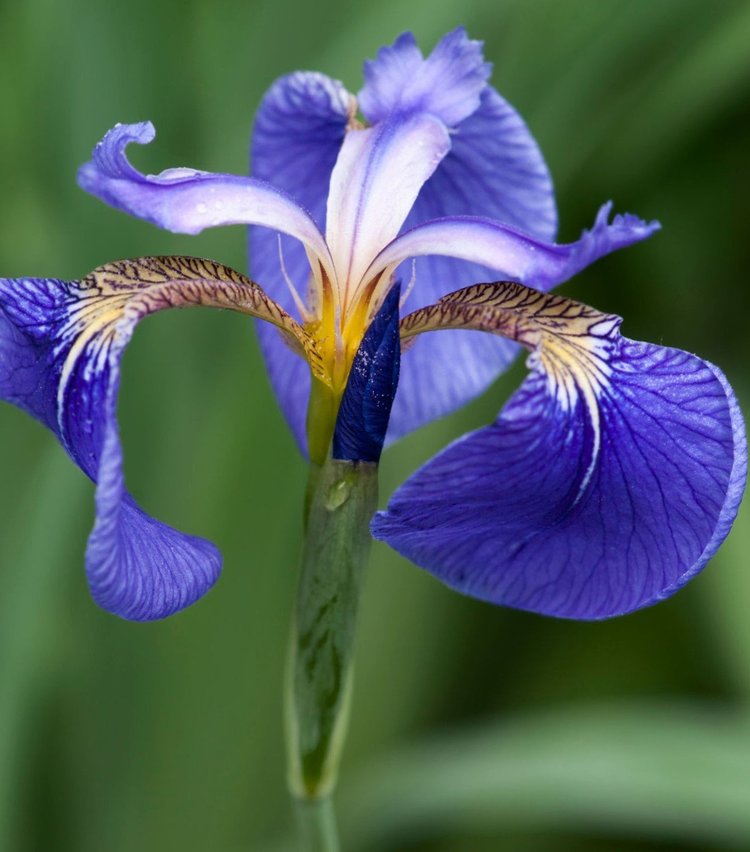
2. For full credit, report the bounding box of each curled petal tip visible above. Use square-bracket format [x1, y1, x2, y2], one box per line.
[370, 201, 659, 295]
[107, 119, 156, 146]
[78, 121, 156, 190]
[77, 120, 332, 266]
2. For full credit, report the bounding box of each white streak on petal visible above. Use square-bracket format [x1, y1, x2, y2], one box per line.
[325, 114, 450, 307]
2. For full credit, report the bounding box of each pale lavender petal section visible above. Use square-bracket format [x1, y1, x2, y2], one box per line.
[325, 114, 450, 298]
[374, 339, 745, 620]
[78, 121, 332, 271]
[0, 276, 221, 620]
[359, 28, 490, 126]
[250, 72, 352, 452]
[371, 203, 660, 292]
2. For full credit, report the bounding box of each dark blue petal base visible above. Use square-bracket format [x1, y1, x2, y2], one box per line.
[333, 284, 401, 463]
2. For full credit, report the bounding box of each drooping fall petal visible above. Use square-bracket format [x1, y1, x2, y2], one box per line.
[0, 257, 317, 620]
[374, 283, 746, 619]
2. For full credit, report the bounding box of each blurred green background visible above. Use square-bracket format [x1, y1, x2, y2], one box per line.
[1, 0, 749, 850]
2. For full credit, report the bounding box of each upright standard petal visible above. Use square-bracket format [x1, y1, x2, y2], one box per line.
[250, 72, 351, 452]
[78, 122, 333, 277]
[357, 30, 559, 443]
[360, 28, 556, 243]
[359, 28, 490, 126]
[406, 86, 558, 243]
[0, 257, 317, 620]
[374, 283, 746, 619]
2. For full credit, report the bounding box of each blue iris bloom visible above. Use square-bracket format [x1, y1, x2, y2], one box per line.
[0, 29, 744, 622]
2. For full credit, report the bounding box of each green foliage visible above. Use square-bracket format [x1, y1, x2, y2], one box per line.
[340, 703, 750, 850]
[0, 1, 748, 850]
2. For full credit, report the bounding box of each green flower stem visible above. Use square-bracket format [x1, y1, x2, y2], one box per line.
[286, 455, 378, 846]
[293, 796, 340, 852]
[306, 379, 341, 469]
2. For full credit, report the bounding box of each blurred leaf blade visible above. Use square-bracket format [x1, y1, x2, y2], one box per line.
[339, 702, 750, 850]
[0, 442, 88, 850]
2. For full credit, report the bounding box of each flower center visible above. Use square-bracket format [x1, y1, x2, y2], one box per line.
[304, 271, 384, 396]
[302, 266, 393, 463]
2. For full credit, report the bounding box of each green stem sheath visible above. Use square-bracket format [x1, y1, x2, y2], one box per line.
[293, 796, 340, 852]
[286, 455, 378, 846]
[306, 379, 341, 471]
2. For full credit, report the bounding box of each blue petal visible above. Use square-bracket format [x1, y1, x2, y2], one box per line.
[333, 284, 401, 463]
[251, 72, 351, 230]
[387, 325, 519, 443]
[250, 72, 351, 452]
[0, 277, 219, 620]
[0, 258, 293, 620]
[375, 295, 746, 619]
[406, 86, 558, 244]
[359, 28, 490, 126]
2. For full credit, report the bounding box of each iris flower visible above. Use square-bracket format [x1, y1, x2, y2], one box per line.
[0, 28, 745, 626]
